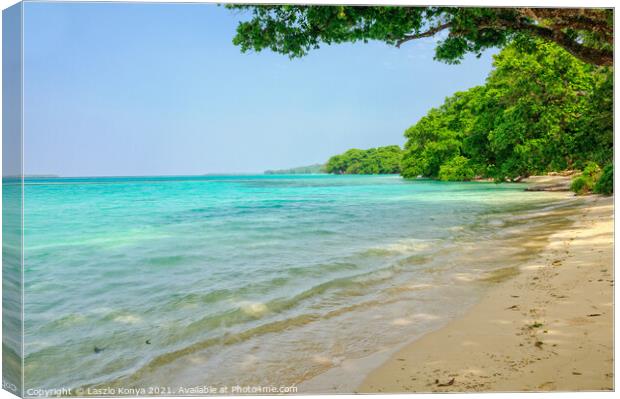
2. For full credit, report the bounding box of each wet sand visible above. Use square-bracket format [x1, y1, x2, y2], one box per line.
[523, 173, 576, 192]
[359, 195, 613, 393]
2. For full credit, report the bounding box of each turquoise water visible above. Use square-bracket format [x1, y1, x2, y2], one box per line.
[23, 175, 570, 390]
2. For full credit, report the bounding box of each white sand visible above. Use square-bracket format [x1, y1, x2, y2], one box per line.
[360, 195, 613, 392]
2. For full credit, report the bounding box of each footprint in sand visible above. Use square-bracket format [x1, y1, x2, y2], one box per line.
[538, 381, 556, 390]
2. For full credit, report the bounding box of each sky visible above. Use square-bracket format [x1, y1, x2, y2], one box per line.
[23, 2, 497, 176]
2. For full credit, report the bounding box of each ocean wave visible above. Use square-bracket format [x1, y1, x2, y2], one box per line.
[359, 238, 435, 257]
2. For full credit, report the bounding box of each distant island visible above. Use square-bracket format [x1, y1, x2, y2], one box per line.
[264, 164, 326, 175]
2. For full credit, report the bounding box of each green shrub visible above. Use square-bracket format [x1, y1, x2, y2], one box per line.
[570, 176, 590, 195]
[571, 162, 603, 195]
[582, 161, 602, 179]
[594, 164, 613, 195]
[438, 156, 475, 181]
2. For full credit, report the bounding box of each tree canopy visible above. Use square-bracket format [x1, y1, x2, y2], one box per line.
[400, 40, 613, 181]
[325, 146, 403, 174]
[229, 6, 613, 66]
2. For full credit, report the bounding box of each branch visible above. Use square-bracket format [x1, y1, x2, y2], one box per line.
[396, 22, 451, 48]
[520, 22, 613, 66]
[519, 8, 613, 44]
[474, 15, 612, 67]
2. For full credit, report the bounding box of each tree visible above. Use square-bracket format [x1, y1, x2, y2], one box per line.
[325, 145, 403, 174]
[438, 155, 476, 181]
[482, 40, 602, 178]
[400, 40, 613, 181]
[229, 6, 613, 66]
[400, 89, 479, 178]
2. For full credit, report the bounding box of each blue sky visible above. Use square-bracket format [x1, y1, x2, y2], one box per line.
[24, 2, 497, 176]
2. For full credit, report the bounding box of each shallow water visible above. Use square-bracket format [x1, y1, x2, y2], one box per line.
[22, 175, 573, 391]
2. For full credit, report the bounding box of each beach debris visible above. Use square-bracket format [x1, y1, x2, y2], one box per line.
[587, 313, 602, 317]
[534, 341, 544, 349]
[93, 346, 105, 354]
[572, 372, 582, 375]
[437, 378, 455, 387]
[146, 339, 151, 345]
[528, 322, 543, 329]
[506, 305, 519, 310]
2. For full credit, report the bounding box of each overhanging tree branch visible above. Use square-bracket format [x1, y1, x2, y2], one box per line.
[229, 6, 613, 66]
[396, 22, 451, 48]
[493, 17, 613, 66]
[526, 24, 613, 66]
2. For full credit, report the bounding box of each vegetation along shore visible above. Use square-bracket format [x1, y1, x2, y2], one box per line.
[320, 40, 612, 195]
[240, 7, 612, 195]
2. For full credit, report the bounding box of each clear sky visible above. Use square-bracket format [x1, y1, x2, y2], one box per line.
[24, 2, 497, 176]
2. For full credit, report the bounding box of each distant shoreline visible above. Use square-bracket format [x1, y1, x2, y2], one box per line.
[264, 163, 326, 175]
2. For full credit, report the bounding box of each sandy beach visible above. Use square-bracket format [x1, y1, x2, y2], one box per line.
[359, 195, 613, 393]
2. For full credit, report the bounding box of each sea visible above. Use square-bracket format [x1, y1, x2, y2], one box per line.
[21, 174, 575, 392]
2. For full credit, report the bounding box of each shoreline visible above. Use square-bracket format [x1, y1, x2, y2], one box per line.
[358, 195, 613, 393]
